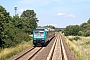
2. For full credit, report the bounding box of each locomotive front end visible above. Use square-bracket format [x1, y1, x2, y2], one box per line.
[33, 28, 46, 46]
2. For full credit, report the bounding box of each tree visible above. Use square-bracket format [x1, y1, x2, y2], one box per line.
[12, 15, 24, 29]
[44, 25, 55, 29]
[0, 5, 12, 47]
[80, 23, 88, 28]
[87, 18, 90, 24]
[80, 22, 90, 30]
[64, 18, 90, 36]
[64, 25, 82, 36]
[84, 30, 90, 36]
[20, 10, 39, 34]
[20, 10, 39, 22]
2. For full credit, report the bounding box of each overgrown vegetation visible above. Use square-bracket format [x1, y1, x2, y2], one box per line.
[0, 5, 39, 48]
[69, 36, 81, 41]
[62, 18, 90, 60]
[68, 36, 90, 60]
[43, 25, 55, 29]
[61, 33, 90, 60]
[0, 41, 32, 60]
[63, 18, 90, 36]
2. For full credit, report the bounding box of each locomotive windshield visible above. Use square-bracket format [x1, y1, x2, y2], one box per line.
[34, 29, 44, 36]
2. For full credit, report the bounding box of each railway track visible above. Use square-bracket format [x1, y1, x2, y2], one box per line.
[8, 35, 55, 60]
[17, 47, 43, 60]
[46, 32, 75, 60]
[9, 32, 76, 60]
[15, 47, 35, 60]
[9, 47, 43, 60]
[46, 32, 63, 60]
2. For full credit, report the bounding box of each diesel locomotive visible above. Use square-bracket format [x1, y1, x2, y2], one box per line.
[32, 28, 55, 46]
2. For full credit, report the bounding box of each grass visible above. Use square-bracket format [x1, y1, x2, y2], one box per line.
[61, 33, 90, 60]
[68, 36, 81, 41]
[0, 40, 33, 60]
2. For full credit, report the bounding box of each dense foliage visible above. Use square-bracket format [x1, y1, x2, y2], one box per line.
[64, 19, 90, 36]
[64, 25, 82, 36]
[20, 10, 39, 34]
[0, 5, 39, 48]
[44, 25, 55, 29]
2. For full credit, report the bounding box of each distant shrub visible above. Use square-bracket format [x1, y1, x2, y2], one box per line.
[85, 41, 90, 45]
[64, 25, 82, 36]
[78, 31, 84, 36]
[68, 36, 81, 41]
[69, 38, 74, 41]
[84, 30, 90, 37]
[73, 36, 81, 41]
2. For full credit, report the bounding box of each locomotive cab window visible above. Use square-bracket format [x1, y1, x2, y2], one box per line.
[40, 32, 44, 34]
[34, 30, 44, 36]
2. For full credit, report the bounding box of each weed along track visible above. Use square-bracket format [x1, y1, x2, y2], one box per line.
[8, 32, 76, 60]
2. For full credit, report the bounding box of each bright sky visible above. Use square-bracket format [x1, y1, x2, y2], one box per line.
[0, 0, 90, 28]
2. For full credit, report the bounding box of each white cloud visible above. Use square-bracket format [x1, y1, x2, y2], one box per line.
[56, 13, 76, 18]
[57, 13, 66, 16]
[65, 14, 76, 18]
[20, 9, 25, 12]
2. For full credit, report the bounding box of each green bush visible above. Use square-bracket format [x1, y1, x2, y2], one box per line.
[64, 25, 82, 36]
[0, 5, 37, 48]
[84, 30, 90, 37]
[1, 26, 31, 48]
[85, 41, 90, 45]
[78, 31, 84, 36]
[69, 38, 74, 41]
[69, 36, 81, 41]
[73, 36, 81, 41]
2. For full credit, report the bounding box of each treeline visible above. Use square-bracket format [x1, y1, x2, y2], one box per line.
[44, 25, 55, 29]
[0, 5, 39, 48]
[63, 19, 90, 36]
[38, 25, 55, 29]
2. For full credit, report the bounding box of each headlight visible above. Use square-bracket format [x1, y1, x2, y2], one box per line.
[42, 40, 45, 43]
[34, 40, 36, 43]
[42, 39, 44, 40]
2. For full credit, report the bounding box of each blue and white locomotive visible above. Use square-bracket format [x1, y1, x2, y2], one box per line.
[32, 28, 55, 46]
